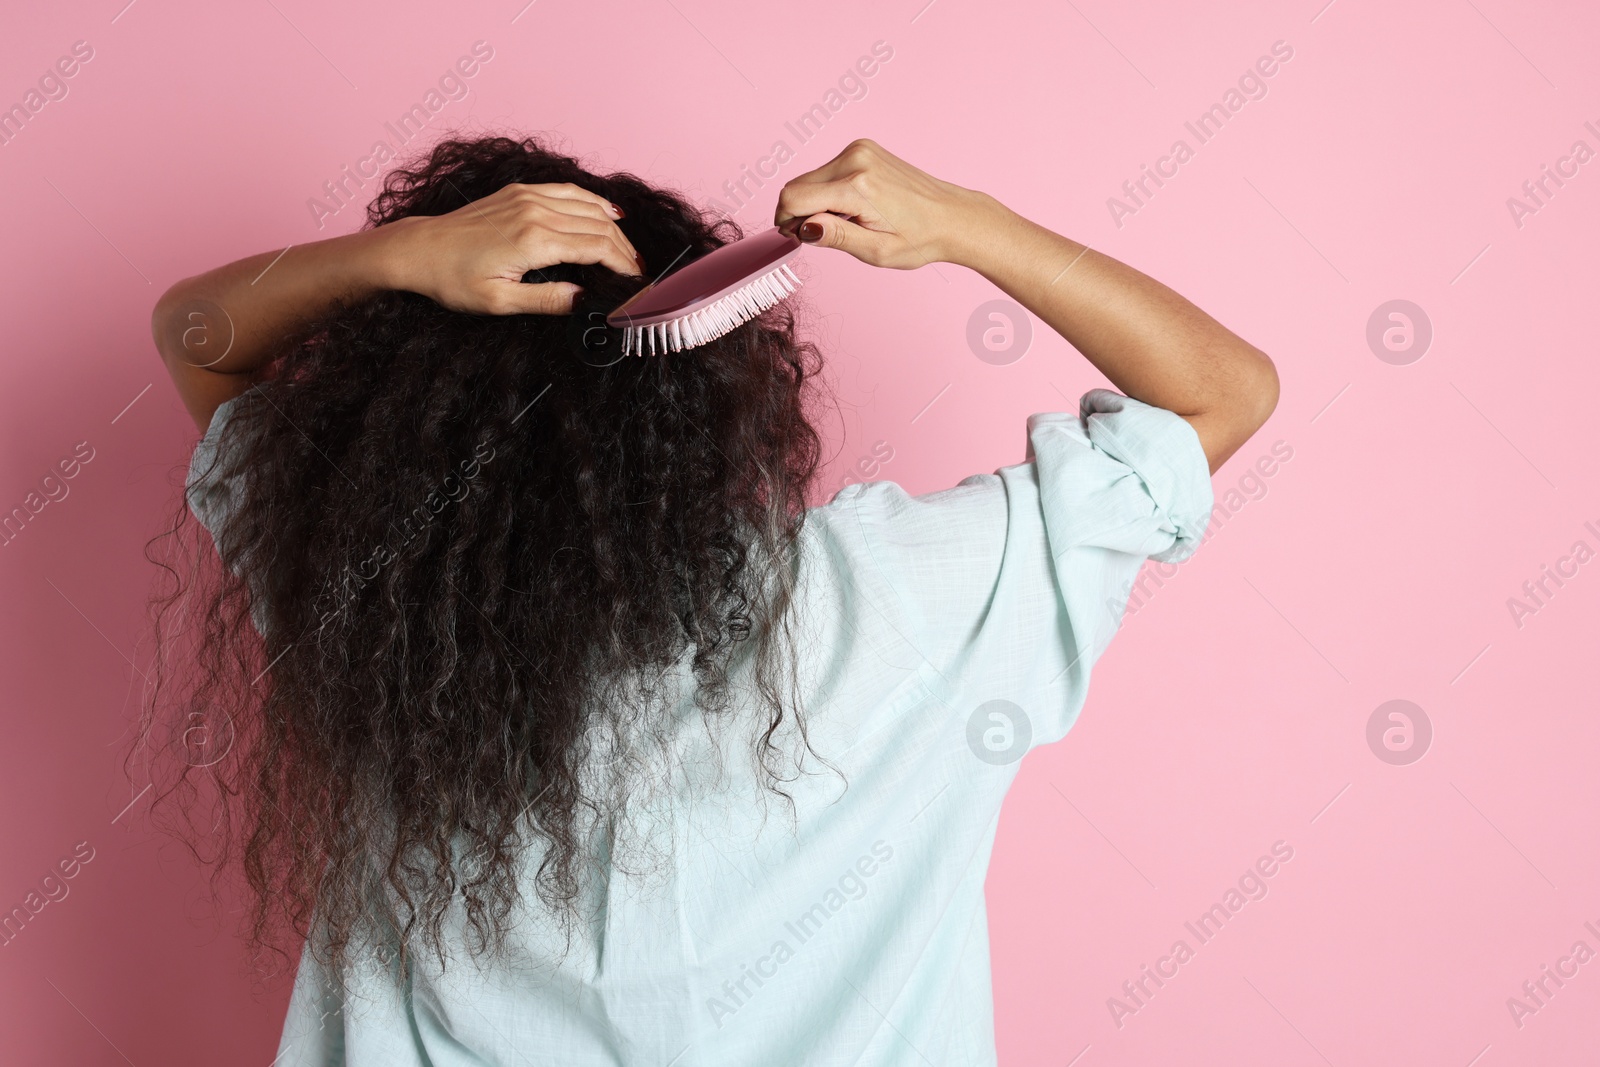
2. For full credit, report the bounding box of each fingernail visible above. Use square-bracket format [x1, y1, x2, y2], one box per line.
[609, 202, 626, 219]
[798, 221, 822, 242]
[635, 252, 645, 273]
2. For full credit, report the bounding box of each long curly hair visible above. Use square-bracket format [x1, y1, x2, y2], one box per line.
[137, 133, 831, 983]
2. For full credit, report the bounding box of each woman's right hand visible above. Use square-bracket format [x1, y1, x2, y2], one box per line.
[383, 183, 644, 315]
[773, 140, 995, 270]
[779, 146, 1279, 476]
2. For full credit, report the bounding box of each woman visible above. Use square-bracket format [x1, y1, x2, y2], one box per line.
[147, 134, 1276, 1065]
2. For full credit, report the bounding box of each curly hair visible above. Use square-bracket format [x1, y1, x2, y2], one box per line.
[136, 133, 832, 984]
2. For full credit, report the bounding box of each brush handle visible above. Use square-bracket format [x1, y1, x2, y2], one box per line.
[606, 228, 802, 328]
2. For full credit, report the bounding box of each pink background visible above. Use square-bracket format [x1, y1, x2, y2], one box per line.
[2, 0, 1597, 1062]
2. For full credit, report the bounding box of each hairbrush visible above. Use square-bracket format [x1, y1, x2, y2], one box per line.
[605, 227, 804, 356]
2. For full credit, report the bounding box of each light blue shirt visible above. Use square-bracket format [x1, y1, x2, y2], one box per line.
[187, 387, 1213, 1066]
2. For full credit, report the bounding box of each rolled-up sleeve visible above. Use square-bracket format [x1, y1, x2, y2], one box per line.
[185, 392, 250, 545]
[834, 389, 1214, 748]
[1032, 388, 1213, 564]
[183, 391, 277, 640]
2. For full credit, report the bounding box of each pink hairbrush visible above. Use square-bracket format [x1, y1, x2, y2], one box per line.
[606, 227, 804, 356]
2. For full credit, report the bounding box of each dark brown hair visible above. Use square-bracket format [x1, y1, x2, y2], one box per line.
[138, 133, 830, 982]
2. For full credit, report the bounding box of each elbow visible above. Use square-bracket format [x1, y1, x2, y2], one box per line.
[1195, 348, 1278, 475]
[1248, 350, 1280, 429]
[150, 283, 186, 365]
[151, 279, 221, 370]
[1221, 340, 1278, 433]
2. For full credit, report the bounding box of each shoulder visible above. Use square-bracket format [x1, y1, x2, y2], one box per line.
[807, 469, 1028, 561]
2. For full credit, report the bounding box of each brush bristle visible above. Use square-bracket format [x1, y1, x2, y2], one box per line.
[620, 263, 802, 357]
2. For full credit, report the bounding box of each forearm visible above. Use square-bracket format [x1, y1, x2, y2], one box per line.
[153, 182, 639, 433]
[947, 193, 1278, 471]
[152, 222, 410, 375]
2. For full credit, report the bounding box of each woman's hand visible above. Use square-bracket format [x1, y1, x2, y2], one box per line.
[384, 182, 644, 315]
[154, 182, 646, 433]
[773, 139, 995, 269]
[776, 138, 1278, 473]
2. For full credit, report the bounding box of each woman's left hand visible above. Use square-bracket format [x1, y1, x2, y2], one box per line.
[383, 183, 644, 315]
